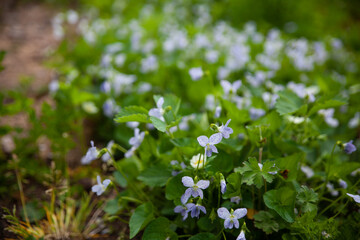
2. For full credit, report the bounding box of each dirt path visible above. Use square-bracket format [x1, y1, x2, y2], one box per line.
[0, 1, 58, 92]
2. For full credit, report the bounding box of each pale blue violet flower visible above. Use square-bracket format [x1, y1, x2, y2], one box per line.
[174, 203, 192, 220]
[189, 67, 203, 81]
[231, 196, 242, 204]
[181, 176, 210, 204]
[149, 97, 165, 121]
[237, 230, 246, 240]
[214, 106, 222, 118]
[81, 141, 99, 164]
[220, 80, 242, 98]
[344, 140, 356, 154]
[170, 160, 187, 176]
[129, 128, 145, 148]
[92, 175, 111, 196]
[102, 140, 114, 162]
[187, 203, 206, 218]
[249, 108, 266, 120]
[221, 179, 227, 194]
[125, 128, 145, 158]
[218, 119, 233, 139]
[197, 133, 223, 157]
[217, 207, 247, 229]
[347, 193, 360, 203]
[339, 179, 348, 189]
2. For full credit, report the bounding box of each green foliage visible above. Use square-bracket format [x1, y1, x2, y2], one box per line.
[275, 90, 304, 115]
[115, 106, 150, 123]
[263, 187, 296, 223]
[254, 211, 280, 234]
[235, 157, 277, 188]
[138, 164, 172, 187]
[142, 217, 178, 240]
[296, 186, 318, 213]
[188, 232, 216, 240]
[129, 202, 155, 238]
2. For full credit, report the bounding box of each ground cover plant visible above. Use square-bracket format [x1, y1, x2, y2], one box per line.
[1, 0, 360, 239]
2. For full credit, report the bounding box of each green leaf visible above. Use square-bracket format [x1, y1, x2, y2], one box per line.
[114, 171, 127, 188]
[138, 164, 172, 187]
[221, 99, 251, 123]
[104, 198, 121, 215]
[115, 106, 150, 123]
[20, 201, 45, 222]
[223, 173, 242, 198]
[235, 157, 277, 188]
[308, 95, 347, 116]
[150, 116, 167, 132]
[328, 162, 360, 179]
[296, 186, 318, 213]
[205, 151, 234, 173]
[188, 232, 216, 240]
[197, 217, 216, 231]
[129, 202, 154, 238]
[142, 217, 178, 240]
[254, 211, 280, 234]
[170, 138, 198, 148]
[275, 90, 303, 115]
[165, 173, 186, 200]
[263, 187, 296, 223]
[275, 152, 305, 181]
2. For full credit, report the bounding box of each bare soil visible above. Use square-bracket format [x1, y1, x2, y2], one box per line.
[0, 0, 58, 92]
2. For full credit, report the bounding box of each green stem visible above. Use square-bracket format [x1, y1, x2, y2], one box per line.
[107, 150, 149, 202]
[320, 143, 337, 197]
[14, 160, 29, 224]
[331, 199, 349, 219]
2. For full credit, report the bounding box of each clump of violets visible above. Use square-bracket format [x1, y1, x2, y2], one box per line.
[181, 176, 210, 204]
[197, 133, 222, 157]
[81, 141, 99, 164]
[125, 128, 145, 158]
[217, 207, 247, 229]
[92, 175, 111, 196]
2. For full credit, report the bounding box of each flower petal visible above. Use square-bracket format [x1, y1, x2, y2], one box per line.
[224, 218, 233, 229]
[210, 144, 218, 154]
[225, 119, 231, 127]
[220, 80, 232, 94]
[182, 176, 194, 187]
[233, 80, 242, 91]
[209, 133, 222, 144]
[174, 206, 184, 213]
[102, 179, 111, 187]
[197, 136, 209, 147]
[156, 97, 164, 109]
[217, 207, 230, 219]
[181, 188, 192, 204]
[196, 180, 210, 189]
[233, 218, 240, 229]
[347, 193, 360, 203]
[198, 205, 206, 214]
[149, 108, 162, 118]
[233, 208, 247, 219]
